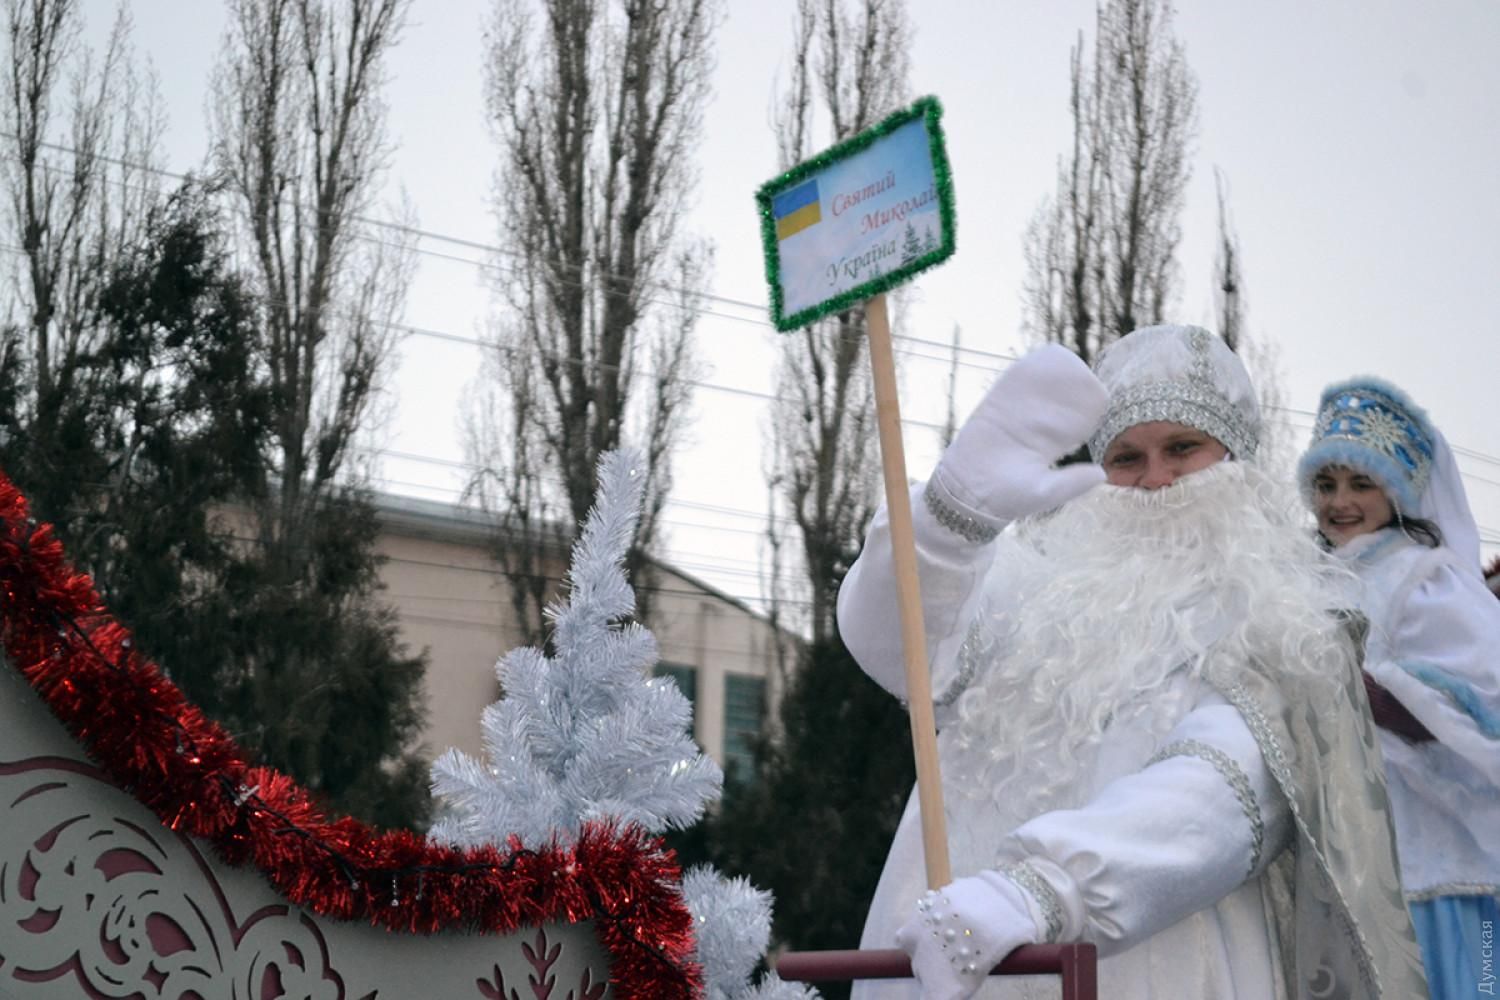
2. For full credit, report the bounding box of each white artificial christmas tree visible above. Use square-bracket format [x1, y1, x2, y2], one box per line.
[681, 866, 818, 1000]
[430, 449, 722, 845]
[431, 449, 818, 1000]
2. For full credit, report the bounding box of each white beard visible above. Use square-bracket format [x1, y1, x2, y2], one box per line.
[943, 461, 1351, 850]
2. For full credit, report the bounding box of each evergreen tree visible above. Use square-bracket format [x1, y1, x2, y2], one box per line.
[430, 450, 722, 847]
[713, 6, 915, 990]
[0, 186, 271, 702]
[431, 450, 812, 1000]
[223, 486, 433, 830]
[0, 184, 432, 830]
[900, 221, 922, 264]
[704, 634, 915, 1000]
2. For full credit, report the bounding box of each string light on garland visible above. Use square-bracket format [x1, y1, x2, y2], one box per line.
[0, 471, 699, 1000]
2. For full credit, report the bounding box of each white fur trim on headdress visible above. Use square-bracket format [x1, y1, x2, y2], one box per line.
[1297, 377, 1436, 515]
[1087, 325, 1261, 461]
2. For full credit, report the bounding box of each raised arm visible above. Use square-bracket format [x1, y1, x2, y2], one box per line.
[836, 345, 1108, 706]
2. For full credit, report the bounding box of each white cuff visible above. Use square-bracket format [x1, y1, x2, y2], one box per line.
[896, 874, 1039, 1000]
[923, 475, 1006, 545]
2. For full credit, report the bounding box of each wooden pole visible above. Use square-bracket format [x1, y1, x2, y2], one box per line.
[864, 293, 951, 888]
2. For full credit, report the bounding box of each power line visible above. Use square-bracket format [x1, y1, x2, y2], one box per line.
[213, 517, 788, 612]
[364, 471, 787, 566]
[387, 321, 959, 431]
[9, 142, 1500, 563]
[372, 435, 1500, 539]
[368, 493, 785, 580]
[370, 446, 1500, 549]
[367, 458, 796, 527]
[1, 138, 1017, 366]
[379, 551, 792, 614]
[0, 155, 1009, 417]
[288, 226, 1010, 376]
[17, 140, 1500, 472]
[1266, 403, 1500, 472]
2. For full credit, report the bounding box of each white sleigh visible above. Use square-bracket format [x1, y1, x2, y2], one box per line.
[0, 472, 693, 1000]
[0, 658, 615, 1000]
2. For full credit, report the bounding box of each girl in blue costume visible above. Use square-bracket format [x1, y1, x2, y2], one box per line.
[1300, 377, 1500, 999]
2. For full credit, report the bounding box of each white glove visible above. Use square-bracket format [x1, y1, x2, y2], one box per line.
[895, 873, 1040, 1000]
[927, 345, 1108, 541]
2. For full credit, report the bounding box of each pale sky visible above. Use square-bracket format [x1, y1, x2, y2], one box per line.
[91, 1, 1500, 611]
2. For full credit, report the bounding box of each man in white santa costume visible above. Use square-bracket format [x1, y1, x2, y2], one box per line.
[838, 325, 1428, 1000]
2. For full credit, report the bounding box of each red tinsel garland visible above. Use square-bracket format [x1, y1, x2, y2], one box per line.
[0, 471, 700, 1000]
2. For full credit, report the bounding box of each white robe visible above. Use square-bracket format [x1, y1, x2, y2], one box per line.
[838, 484, 1405, 1000]
[1335, 528, 1500, 901]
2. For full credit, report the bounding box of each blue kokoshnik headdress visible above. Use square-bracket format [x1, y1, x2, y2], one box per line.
[1298, 377, 1437, 514]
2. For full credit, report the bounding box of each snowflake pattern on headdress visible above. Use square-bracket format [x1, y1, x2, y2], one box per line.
[1355, 407, 1407, 455]
[1302, 380, 1436, 513]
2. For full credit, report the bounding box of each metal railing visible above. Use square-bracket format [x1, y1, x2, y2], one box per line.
[777, 944, 1098, 999]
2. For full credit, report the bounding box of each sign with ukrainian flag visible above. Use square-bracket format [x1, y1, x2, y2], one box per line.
[756, 96, 956, 330]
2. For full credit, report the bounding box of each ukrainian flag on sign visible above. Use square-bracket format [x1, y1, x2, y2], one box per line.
[773, 179, 821, 241]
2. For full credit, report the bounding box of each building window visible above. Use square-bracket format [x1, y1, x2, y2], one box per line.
[655, 663, 696, 714]
[722, 673, 765, 783]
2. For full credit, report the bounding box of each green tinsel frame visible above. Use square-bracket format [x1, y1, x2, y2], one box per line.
[756, 95, 957, 332]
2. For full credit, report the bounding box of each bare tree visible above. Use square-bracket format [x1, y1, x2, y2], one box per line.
[209, 0, 414, 542]
[700, 7, 917, 966]
[462, 334, 554, 644]
[1, 0, 164, 424]
[0, 0, 186, 606]
[764, 0, 908, 645]
[1214, 169, 1244, 355]
[1021, 0, 1197, 363]
[939, 324, 962, 450]
[206, 0, 432, 826]
[465, 0, 720, 641]
[1213, 167, 1288, 465]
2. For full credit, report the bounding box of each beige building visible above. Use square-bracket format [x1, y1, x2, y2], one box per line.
[371, 492, 794, 777]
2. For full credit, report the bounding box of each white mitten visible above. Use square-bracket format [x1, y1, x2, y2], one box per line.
[895, 872, 1040, 1000]
[926, 344, 1109, 542]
